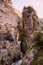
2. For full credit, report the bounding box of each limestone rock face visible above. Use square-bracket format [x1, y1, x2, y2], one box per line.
[21, 6, 41, 65]
[0, 0, 12, 5]
[0, 1, 21, 65]
[21, 6, 40, 53]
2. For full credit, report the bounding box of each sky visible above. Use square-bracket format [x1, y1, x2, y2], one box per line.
[12, 0, 43, 18]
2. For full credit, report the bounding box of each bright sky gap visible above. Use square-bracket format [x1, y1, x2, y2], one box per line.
[12, 0, 43, 18]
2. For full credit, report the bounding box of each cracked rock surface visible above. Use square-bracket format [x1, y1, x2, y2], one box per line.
[0, 0, 21, 65]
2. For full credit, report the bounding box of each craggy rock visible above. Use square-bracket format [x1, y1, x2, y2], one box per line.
[21, 6, 41, 65]
[21, 6, 40, 54]
[0, 0, 21, 65]
[21, 31, 43, 65]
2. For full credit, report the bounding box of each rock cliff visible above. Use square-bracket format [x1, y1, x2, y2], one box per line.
[0, 0, 21, 65]
[21, 6, 40, 54]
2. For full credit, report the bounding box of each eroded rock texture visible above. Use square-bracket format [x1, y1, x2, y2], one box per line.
[0, 0, 21, 65]
[21, 6, 41, 65]
[21, 6, 40, 54]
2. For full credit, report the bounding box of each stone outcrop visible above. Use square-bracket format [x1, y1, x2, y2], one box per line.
[0, 1, 42, 65]
[0, 0, 12, 5]
[21, 6, 41, 65]
[21, 6, 40, 54]
[0, 0, 21, 65]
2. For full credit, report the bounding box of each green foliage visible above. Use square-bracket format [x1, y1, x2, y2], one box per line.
[18, 18, 23, 41]
[30, 55, 43, 65]
[40, 21, 43, 31]
[33, 31, 43, 47]
[23, 6, 35, 13]
[28, 6, 35, 13]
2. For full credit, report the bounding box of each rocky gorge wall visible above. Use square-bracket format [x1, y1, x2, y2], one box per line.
[21, 6, 43, 65]
[0, 0, 22, 65]
[21, 6, 40, 54]
[0, 0, 43, 65]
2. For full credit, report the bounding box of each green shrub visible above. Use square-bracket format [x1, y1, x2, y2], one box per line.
[18, 18, 23, 41]
[33, 31, 43, 47]
[30, 55, 43, 65]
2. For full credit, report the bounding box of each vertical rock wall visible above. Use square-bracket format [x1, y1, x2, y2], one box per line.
[0, 0, 21, 65]
[21, 6, 40, 53]
[21, 6, 41, 65]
